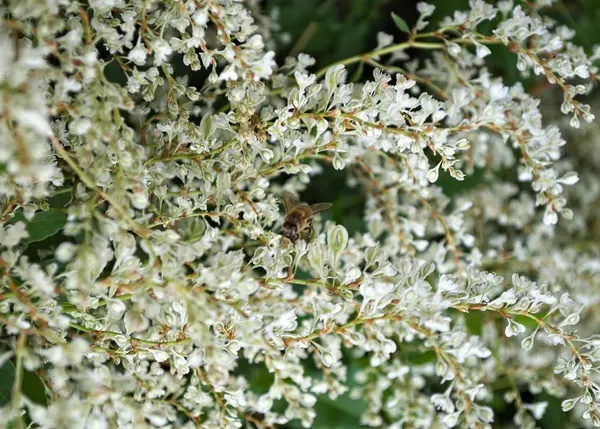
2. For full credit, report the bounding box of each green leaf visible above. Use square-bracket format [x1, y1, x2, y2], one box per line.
[22, 369, 47, 406]
[11, 209, 67, 244]
[464, 311, 484, 336]
[391, 12, 410, 34]
[200, 114, 215, 140]
[437, 167, 486, 197]
[540, 393, 566, 428]
[405, 349, 437, 365]
[0, 360, 15, 406]
[0, 360, 47, 407]
[48, 188, 73, 208]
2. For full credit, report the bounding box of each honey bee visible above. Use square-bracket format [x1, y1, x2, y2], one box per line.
[282, 191, 332, 243]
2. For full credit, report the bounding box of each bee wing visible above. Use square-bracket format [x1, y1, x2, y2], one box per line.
[309, 203, 333, 215]
[282, 191, 300, 213]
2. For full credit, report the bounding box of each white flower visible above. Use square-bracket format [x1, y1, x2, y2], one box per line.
[69, 118, 92, 135]
[505, 319, 527, 337]
[192, 8, 209, 26]
[294, 71, 316, 91]
[431, 392, 455, 413]
[270, 309, 298, 332]
[12, 107, 52, 136]
[219, 65, 238, 81]
[376, 32, 394, 50]
[417, 2, 436, 18]
[128, 43, 147, 66]
[524, 402, 548, 420]
[2, 222, 28, 247]
[152, 38, 172, 65]
[253, 51, 276, 80]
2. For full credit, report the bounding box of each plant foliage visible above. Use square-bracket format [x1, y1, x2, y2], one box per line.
[1, 0, 600, 428]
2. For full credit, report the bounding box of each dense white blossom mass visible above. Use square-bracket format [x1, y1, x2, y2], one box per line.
[1, 0, 600, 428]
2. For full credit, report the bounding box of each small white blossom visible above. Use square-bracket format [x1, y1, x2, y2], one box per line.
[127, 42, 147, 66]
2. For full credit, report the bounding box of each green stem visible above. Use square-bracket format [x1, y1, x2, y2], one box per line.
[69, 322, 191, 346]
[145, 138, 238, 165]
[315, 35, 504, 79]
[11, 332, 26, 417]
[60, 294, 133, 313]
[365, 58, 449, 99]
[315, 41, 444, 78]
[149, 211, 238, 229]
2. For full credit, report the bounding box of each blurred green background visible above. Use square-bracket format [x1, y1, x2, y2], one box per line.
[267, 0, 600, 81]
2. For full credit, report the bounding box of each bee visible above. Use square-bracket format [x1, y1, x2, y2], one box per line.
[282, 191, 332, 243]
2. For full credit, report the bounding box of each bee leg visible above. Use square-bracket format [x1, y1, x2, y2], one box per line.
[306, 224, 313, 243]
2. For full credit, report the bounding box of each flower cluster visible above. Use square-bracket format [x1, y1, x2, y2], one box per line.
[1, 0, 600, 428]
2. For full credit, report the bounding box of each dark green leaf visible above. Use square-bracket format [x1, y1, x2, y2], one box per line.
[437, 167, 486, 197]
[405, 349, 437, 365]
[391, 12, 410, 34]
[0, 360, 47, 407]
[11, 209, 67, 244]
[539, 393, 566, 429]
[22, 370, 47, 406]
[48, 188, 73, 208]
[464, 312, 484, 336]
[0, 360, 15, 406]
